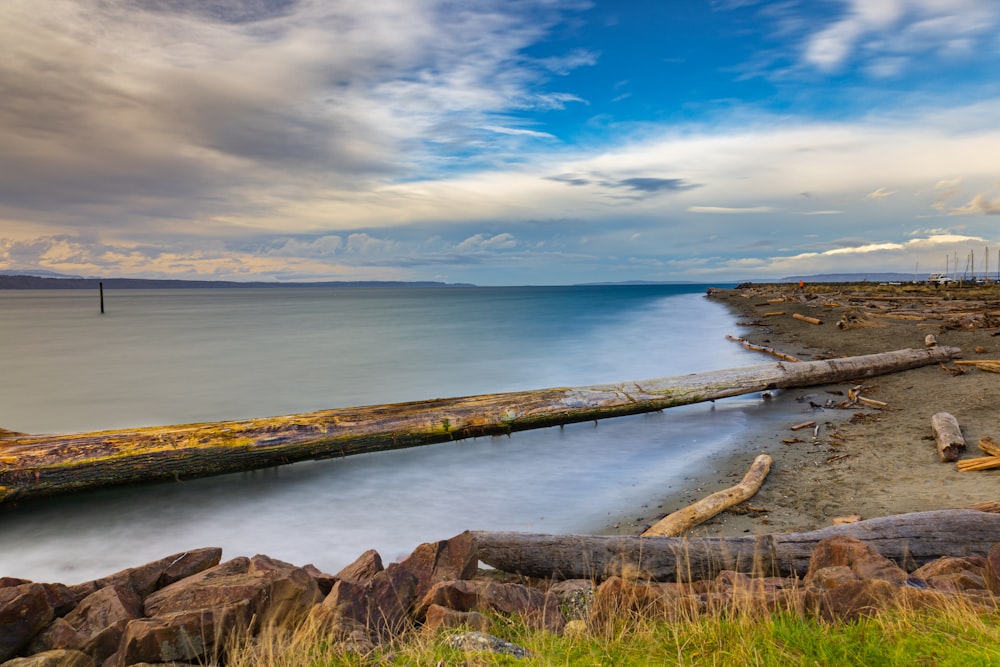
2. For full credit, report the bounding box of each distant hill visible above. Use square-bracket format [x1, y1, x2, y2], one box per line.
[0, 275, 473, 290]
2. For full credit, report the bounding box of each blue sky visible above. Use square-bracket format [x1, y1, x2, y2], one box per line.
[2, 0, 1000, 284]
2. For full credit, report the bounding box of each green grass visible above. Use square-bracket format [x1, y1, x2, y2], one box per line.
[227, 599, 1000, 667]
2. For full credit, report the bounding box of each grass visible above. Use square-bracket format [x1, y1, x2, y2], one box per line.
[225, 595, 1000, 667]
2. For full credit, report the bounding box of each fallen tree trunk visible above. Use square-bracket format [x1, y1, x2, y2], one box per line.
[0, 346, 959, 504]
[473, 509, 1000, 582]
[642, 455, 772, 537]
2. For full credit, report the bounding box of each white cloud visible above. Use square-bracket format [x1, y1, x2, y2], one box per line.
[687, 206, 773, 214]
[865, 187, 897, 200]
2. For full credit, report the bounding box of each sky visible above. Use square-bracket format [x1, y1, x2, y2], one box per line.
[2, 0, 1000, 285]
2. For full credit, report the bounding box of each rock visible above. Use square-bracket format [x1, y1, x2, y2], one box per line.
[38, 585, 77, 619]
[422, 604, 491, 634]
[300, 564, 337, 595]
[805, 536, 907, 585]
[0, 578, 32, 589]
[334, 549, 383, 584]
[116, 604, 253, 666]
[0, 584, 54, 662]
[911, 556, 987, 580]
[144, 559, 321, 629]
[591, 577, 698, 626]
[68, 549, 222, 603]
[444, 631, 530, 659]
[548, 580, 595, 621]
[397, 532, 478, 601]
[814, 579, 900, 621]
[0, 649, 95, 667]
[808, 565, 859, 590]
[925, 572, 986, 592]
[417, 579, 564, 633]
[984, 543, 1000, 594]
[28, 586, 141, 663]
[319, 563, 417, 640]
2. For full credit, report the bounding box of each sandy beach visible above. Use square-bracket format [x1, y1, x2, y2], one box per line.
[605, 282, 1000, 539]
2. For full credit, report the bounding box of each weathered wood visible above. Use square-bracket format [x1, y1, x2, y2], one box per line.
[473, 509, 1000, 582]
[931, 412, 966, 462]
[642, 454, 771, 537]
[956, 456, 1000, 472]
[0, 346, 960, 504]
[979, 435, 1000, 457]
[792, 313, 823, 325]
[725, 335, 801, 362]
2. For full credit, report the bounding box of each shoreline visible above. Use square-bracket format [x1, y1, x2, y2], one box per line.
[602, 283, 1000, 538]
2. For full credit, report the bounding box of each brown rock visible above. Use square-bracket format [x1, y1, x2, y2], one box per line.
[0, 578, 32, 589]
[912, 556, 986, 579]
[320, 563, 417, 640]
[301, 564, 338, 595]
[144, 560, 321, 629]
[68, 548, 222, 603]
[926, 572, 986, 592]
[28, 586, 141, 663]
[805, 536, 907, 585]
[808, 565, 859, 590]
[0, 583, 54, 662]
[397, 532, 478, 601]
[416, 579, 563, 633]
[985, 543, 1000, 594]
[0, 649, 95, 667]
[815, 579, 900, 621]
[422, 604, 491, 634]
[116, 603, 252, 667]
[334, 549, 383, 584]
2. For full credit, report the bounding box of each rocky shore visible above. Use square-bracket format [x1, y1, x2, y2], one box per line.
[4, 522, 1000, 666]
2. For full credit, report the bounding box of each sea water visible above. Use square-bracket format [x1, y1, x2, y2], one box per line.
[0, 284, 780, 583]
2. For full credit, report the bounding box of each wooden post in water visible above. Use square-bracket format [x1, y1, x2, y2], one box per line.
[99, 281, 105, 314]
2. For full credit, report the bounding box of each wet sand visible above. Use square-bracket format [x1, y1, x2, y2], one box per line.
[605, 282, 1000, 538]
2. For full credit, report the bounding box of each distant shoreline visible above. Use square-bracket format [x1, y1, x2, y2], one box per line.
[0, 275, 475, 290]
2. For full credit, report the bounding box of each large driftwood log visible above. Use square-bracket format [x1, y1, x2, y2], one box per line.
[473, 509, 1000, 582]
[0, 346, 959, 504]
[642, 454, 772, 537]
[931, 412, 966, 462]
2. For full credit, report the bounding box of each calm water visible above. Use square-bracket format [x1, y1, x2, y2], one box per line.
[0, 284, 782, 583]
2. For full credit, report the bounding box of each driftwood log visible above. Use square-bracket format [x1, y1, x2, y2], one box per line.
[0, 346, 959, 504]
[473, 509, 1000, 582]
[931, 411, 966, 462]
[642, 454, 772, 537]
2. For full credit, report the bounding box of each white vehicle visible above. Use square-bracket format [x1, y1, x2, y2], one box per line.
[927, 273, 954, 285]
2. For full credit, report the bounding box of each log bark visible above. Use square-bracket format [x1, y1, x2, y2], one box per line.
[0, 346, 960, 504]
[725, 335, 801, 362]
[931, 412, 966, 462]
[642, 454, 771, 537]
[473, 509, 1000, 582]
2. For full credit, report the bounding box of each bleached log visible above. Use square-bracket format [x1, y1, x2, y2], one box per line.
[0, 346, 960, 504]
[642, 455, 771, 537]
[472, 509, 1000, 582]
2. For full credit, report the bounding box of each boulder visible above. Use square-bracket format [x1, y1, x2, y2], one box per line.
[985, 543, 1000, 595]
[0, 649, 95, 667]
[116, 603, 252, 667]
[0, 584, 54, 662]
[548, 580, 595, 621]
[28, 586, 141, 663]
[68, 548, 222, 603]
[911, 555, 987, 579]
[334, 549, 383, 584]
[143, 559, 321, 629]
[319, 563, 418, 640]
[805, 536, 907, 585]
[417, 579, 563, 633]
[591, 576, 698, 626]
[443, 631, 530, 659]
[397, 532, 478, 601]
[422, 604, 491, 634]
[300, 564, 337, 595]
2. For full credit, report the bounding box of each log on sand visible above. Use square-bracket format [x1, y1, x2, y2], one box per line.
[473, 509, 1000, 582]
[642, 454, 772, 537]
[0, 346, 959, 504]
[931, 411, 966, 462]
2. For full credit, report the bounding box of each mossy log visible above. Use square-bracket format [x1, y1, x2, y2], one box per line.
[473, 509, 1000, 582]
[0, 346, 959, 504]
